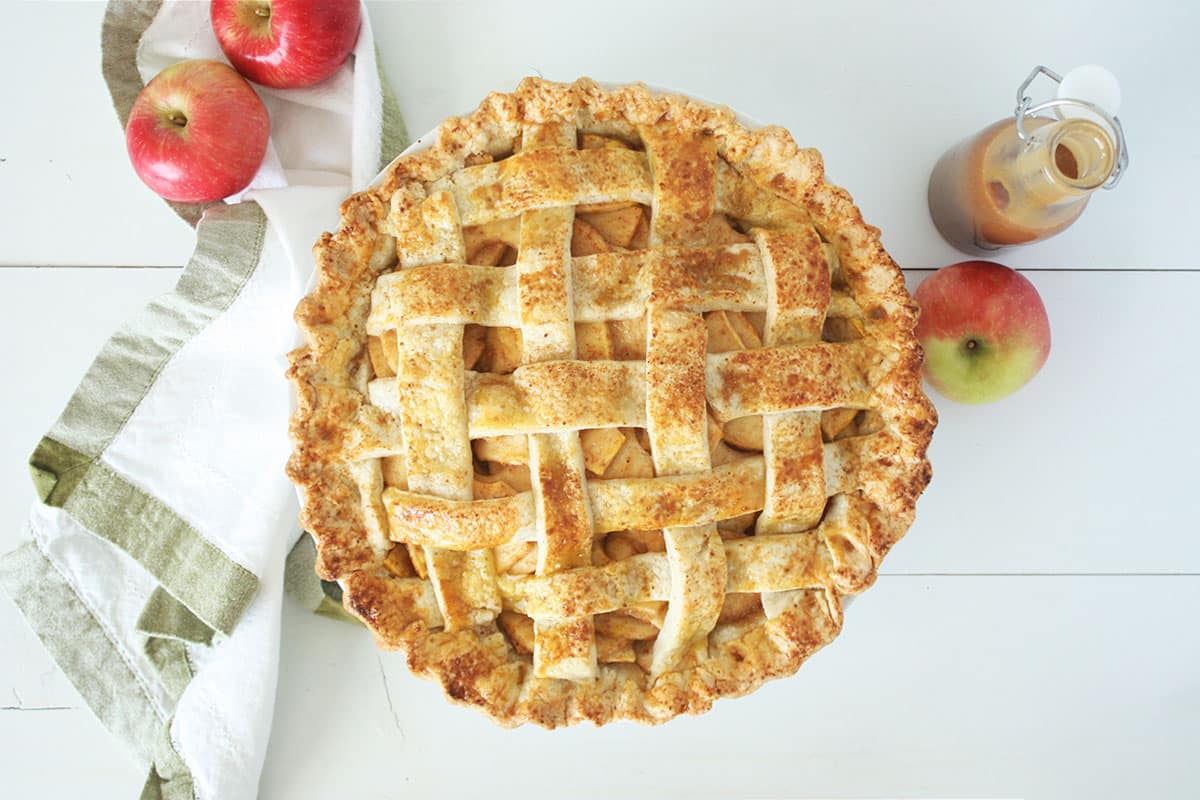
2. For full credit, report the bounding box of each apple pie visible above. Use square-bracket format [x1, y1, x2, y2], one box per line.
[287, 78, 935, 727]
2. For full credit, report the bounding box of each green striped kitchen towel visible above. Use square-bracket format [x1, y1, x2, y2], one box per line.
[0, 2, 407, 798]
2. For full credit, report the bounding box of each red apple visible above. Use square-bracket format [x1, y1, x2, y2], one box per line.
[914, 261, 1051, 404]
[211, 0, 361, 89]
[126, 60, 269, 203]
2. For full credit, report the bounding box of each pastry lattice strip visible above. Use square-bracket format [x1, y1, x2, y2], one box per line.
[350, 340, 874, 451]
[353, 491, 874, 638]
[385, 195, 500, 631]
[414, 140, 807, 231]
[380, 439, 891, 549]
[497, 493, 873, 622]
[754, 225, 831, 617]
[515, 121, 597, 680]
[367, 243, 862, 331]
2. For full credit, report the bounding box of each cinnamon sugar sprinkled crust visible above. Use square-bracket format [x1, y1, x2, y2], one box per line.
[287, 78, 935, 727]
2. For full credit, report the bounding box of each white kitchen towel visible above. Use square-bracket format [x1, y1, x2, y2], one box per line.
[0, 2, 407, 799]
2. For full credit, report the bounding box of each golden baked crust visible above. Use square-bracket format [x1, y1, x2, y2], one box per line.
[287, 78, 936, 727]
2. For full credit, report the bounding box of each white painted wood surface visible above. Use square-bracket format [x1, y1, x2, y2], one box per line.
[1, 1, 1198, 798]
[3, 1, 1198, 271]
[259, 576, 1200, 800]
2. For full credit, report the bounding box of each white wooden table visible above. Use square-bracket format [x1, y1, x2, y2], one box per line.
[2, 1, 1198, 797]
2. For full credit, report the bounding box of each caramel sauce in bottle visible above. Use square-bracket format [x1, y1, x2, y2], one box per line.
[928, 116, 1117, 253]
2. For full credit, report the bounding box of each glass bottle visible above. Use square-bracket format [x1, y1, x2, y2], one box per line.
[928, 66, 1128, 254]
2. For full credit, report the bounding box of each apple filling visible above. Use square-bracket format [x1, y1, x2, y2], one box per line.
[363, 132, 875, 666]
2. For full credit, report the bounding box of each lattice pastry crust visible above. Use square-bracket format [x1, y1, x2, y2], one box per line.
[287, 78, 936, 727]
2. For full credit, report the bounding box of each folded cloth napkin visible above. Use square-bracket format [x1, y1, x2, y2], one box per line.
[0, 2, 407, 798]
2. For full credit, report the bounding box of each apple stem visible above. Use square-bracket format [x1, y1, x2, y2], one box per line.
[965, 338, 978, 351]
[255, 6, 270, 17]
[167, 111, 187, 128]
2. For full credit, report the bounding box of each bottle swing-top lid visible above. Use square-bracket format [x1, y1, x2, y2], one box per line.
[1014, 64, 1129, 188]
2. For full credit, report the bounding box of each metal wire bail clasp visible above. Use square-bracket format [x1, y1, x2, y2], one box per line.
[1014, 65, 1129, 189]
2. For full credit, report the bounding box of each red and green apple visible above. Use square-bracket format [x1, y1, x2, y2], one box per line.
[211, 0, 361, 89]
[914, 260, 1051, 404]
[125, 59, 269, 203]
